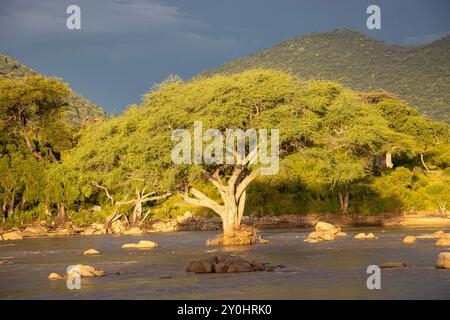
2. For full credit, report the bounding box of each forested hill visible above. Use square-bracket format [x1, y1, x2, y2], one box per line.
[200, 29, 450, 123]
[0, 54, 106, 126]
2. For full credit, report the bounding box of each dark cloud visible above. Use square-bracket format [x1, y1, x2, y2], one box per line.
[0, 0, 449, 113]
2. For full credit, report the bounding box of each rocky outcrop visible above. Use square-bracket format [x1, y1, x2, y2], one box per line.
[436, 252, 450, 269]
[186, 255, 284, 273]
[1, 231, 23, 240]
[304, 222, 347, 243]
[402, 236, 416, 244]
[22, 225, 48, 237]
[121, 240, 158, 249]
[354, 232, 376, 240]
[83, 249, 100, 255]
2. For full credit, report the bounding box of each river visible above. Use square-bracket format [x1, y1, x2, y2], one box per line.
[0, 227, 449, 299]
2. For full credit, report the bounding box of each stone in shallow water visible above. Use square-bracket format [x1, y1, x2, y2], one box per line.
[304, 222, 347, 243]
[48, 273, 64, 280]
[83, 249, 100, 255]
[186, 255, 281, 274]
[354, 232, 376, 240]
[402, 236, 416, 244]
[435, 238, 450, 246]
[436, 252, 450, 269]
[380, 262, 408, 269]
[121, 240, 158, 249]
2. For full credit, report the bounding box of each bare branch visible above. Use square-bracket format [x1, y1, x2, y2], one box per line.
[236, 168, 260, 202]
[182, 187, 224, 217]
[92, 182, 115, 205]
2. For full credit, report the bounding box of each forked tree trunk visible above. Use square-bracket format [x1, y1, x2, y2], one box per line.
[183, 148, 259, 235]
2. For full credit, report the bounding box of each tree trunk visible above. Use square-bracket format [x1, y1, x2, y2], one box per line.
[7, 191, 15, 219]
[182, 147, 260, 236]
[131, 192, 142, 225]
[56, 203, 67, 226]
[22, 127, 44, 161]
[339, 191, 349, 215]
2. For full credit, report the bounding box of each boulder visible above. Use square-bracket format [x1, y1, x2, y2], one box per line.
[83, 249, 100, 255]
[187, 255, 281, 274]
[380, 262, 408, 268]
[91, 223, 105, 230]
[436, 252, 450, 269]
[435, 238, 450, 246]
[151, 221, 176, 232]
[121, 240, 158, 249]
[176, 211, 195, 223]
[123, 227, 143, 235]
[94, 228, 107, 235]
[48, 273, 64, 280]
[304, 222, 347, 243]
[111, 220, 126, 234]
[23, 225, 48, 237]
[68, 264, 105, 277]
[81, 228, 96, 236]
[354, 232, 376, 240]
[417, 231, 450, 239]
[315, 222, 339, 234]
[53, 228, 72, 236]
[2, 231, 23, 240]
[200, 222, 219, 231]
[186, 260, 213, 273]
[402, 236, 416, 244]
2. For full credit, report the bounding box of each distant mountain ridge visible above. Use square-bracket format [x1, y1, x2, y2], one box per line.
[0, 54, 106, 126]
[201, 29, 450, 123]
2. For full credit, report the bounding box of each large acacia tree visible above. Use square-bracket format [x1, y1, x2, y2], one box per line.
[63, 69, 430, 232]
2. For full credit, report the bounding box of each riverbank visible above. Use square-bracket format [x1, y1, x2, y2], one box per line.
[1, 211, 449, 241]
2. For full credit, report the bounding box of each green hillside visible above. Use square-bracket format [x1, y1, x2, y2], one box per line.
[0, 54, 106, 126]
[201, 29, 450, 123]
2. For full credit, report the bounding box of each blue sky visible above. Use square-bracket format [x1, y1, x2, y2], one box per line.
[0, 0, 449, 113]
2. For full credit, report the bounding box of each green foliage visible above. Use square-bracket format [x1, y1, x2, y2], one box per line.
[1, 68, 449, 226]
[0, 54, 106, 127]
[201, 29, 450, 123]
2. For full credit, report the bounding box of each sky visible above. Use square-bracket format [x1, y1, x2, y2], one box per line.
[0, 0, 449, 114]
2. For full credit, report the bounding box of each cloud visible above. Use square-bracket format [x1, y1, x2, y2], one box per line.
[0, 0, 253, 63]
[402, 31, 449, 45]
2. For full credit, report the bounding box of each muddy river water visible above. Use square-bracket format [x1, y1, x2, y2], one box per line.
[0, 227, 449, 299]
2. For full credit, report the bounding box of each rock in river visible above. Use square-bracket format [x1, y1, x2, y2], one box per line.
[83, 249, 100, 255]
[436, 252, 450, 269]
[402, 236, 416, 244]
[186, 255, 283, 274]
[121, 240, 158, 249]
[435, 238, 450, 246]
[354, 232, 376, 240]
[380, 262, 408, 269]
[48, 273, 64, 280]
[304, 222, 347, 243]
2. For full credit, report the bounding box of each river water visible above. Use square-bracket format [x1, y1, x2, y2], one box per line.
[0, 227, 449, 299]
